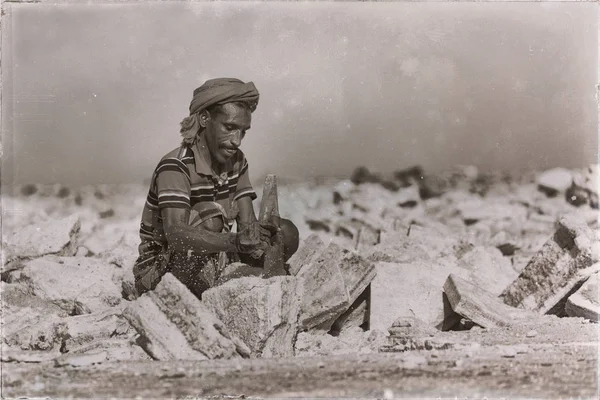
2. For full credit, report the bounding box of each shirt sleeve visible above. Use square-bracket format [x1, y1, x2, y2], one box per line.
[154, 157, 191, 210]
[234, 153, 257, 201]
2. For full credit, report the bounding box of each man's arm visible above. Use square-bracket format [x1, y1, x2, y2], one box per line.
[162, 207, 238, 254]
[236, 195, 258, 227]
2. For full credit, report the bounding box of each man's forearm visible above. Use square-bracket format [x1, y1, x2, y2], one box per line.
[166, 224, 238, 255]
[236, 196, 258, 226]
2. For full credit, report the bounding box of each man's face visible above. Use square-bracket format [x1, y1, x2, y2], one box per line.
[203, 102, 251, 165]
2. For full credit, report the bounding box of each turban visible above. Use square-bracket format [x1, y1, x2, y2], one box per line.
[189, 78, 260, 115]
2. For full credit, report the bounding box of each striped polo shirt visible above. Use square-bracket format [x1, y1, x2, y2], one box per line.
[136, 134, 257, 260]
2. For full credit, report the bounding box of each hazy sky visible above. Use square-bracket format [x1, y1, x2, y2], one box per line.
[2, 2, 598, 185]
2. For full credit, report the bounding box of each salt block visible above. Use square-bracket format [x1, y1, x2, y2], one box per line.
[370, 261, 464, 331]
[536, 167, 573, 195]
[18, 256, 122, 314]
[63, 309, 131, 352]
[354, 227, 380, 252]
[295, 243, 351, 331]
[287, 234, 326, 276]
[337, 247, 377, 304]
[54, 351, 108, 367]
[3, 214, 81, 266]
[215, 262, 264, 286]
[329, 285, 370, 334]
[3, 311, 69, 351]
[444, 274, 536, 329]
[394, 185, 421, 208]
[123, 296, 207, 361]
[565, 271, 599, 322]
[332, 179, 354, 204]
[500, 216, 598, 314]
[202, 276, 301, 358]
[457, 246, 518, 297]
[150, 274, 251, 359]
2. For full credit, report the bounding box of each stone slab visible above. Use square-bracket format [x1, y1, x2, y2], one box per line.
[202, 276, 301, 358]
[565, 272, 599, 322]
[3, 214, 81, 268]
[444, 274, 537, 329]
[295, 243, 351, 331]
[287, 234, 326, 276]
[17, 256, 122, 314]
[500, 216, 598, 314]
[150, 274, 251, 359]
[122, 296, 208, 361]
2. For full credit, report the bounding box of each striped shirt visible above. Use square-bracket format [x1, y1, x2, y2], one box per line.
[134, 135, 256, 272]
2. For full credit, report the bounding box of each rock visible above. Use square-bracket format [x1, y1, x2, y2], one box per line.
[332, 180, 354, 204]
[536, 167, 573, 197]
[66, 338, 151, 362]
[336, 247, 376, 305]
[350, 166, 380, 185]
[393, 165, 424, 188]
[287, 234, 326, 276]
[329, 286, 370, 334]
[305, 210, 335, 233]
[500, 216, 599, 315]
[17, 256, 122, 314]
[568, 164, 599, 208]
[215, 262, 264, 286]
[370, 261, 464, 330]
[1, 281, 67, 316]
[20, 183, 38, 196]
[566, 184, 589, 207]
[54, 351, 108, 367]
[394, 185, 421, 208]
[203, 276, 301, 358]
[63, 309, 132, 352]
[152, 274, 251, 358]
[294, 328, 386, 357]
[1, 349, 61, 363]
[526, 330, 538, 338]
[123, 273, 250, 360]
[490, 231, 520, 256]
[456, 246, 518, 296]
[565, 272, 599, 322]
[365, 226, 457, 265]
[418, 174, 449, 200]
[457, 200, 527, 226]
[3, 215, 81, 267]
[3, 311, 69, 351]
[97, 233, 139, 269]
[353, 226, 380, 252]
[443, 274, 537, 329]
[387, 315, 438, 337]
[123, 296, 208, 361]
[295, 243, 350, 331]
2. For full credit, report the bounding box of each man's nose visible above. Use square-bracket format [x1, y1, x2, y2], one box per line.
[230, 131, 242, 147]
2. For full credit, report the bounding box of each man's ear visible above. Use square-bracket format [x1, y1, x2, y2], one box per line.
[198, 110, 211, 128]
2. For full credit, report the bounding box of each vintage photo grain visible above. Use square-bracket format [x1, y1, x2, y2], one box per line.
[1, 1, 598, 398]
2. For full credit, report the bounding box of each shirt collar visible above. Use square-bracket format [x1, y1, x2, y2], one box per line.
[191, 134, 212, 176]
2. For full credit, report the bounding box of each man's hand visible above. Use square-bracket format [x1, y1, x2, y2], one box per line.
[236, 222, 268, 258]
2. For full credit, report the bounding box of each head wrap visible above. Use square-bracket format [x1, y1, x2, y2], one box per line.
[189, 78, 259, 115]
[180, 78, 259, 145]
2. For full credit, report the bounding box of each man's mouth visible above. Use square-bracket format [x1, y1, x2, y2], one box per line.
[221, 148, 237, 158]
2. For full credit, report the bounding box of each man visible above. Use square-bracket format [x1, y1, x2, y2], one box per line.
[133, 78, 299, 297]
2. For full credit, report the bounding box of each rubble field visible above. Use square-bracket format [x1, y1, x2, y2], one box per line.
[1, 164, 598, 398]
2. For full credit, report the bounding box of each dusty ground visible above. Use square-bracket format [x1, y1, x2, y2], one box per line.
[2, 337, 597, 398]
[2, 170, 599, 399]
